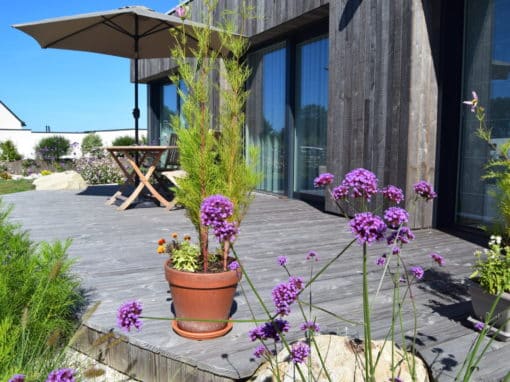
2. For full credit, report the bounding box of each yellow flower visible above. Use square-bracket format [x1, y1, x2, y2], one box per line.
[157, 245, 166, 254]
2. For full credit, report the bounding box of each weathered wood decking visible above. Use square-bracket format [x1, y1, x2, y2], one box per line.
[2, 187, 509, 382]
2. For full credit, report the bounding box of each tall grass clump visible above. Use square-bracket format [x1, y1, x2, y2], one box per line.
[0, 200, 83, 380]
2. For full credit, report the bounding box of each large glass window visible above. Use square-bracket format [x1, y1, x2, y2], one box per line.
[457, 0, 510, 228]
[160, 83, 178, 146]
[294, 37, 329, 196]
[246, 43, 287, 194]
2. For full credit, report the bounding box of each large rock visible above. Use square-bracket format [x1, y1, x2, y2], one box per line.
[251, 335, 430, 382]
[33, 171, 87, 191]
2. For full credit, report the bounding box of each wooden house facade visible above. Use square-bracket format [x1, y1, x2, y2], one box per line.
[136, 0, 509, 242]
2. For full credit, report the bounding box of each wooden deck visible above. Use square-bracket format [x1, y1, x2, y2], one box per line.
[2, 187, 509, 382]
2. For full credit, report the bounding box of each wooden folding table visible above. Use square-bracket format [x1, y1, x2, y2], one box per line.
[105, 146, 176, 210]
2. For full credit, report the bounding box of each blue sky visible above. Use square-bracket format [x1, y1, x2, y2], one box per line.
[1, 1, 180, 132]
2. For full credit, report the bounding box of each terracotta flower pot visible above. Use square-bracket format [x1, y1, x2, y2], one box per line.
[164, 259, 241, 339]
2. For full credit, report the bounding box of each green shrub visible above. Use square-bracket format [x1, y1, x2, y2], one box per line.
[0, 200, 82, 379]
[81, 133, 103, 156]
[111, 135, 136, 146]
[35, 136, 70, 162]
[74, 156, 124, 184]
[0, 140, 22, 161]
[0, 172, 11, 180]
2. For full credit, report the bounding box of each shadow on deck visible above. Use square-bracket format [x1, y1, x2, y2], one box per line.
[2, 187, 509, 381]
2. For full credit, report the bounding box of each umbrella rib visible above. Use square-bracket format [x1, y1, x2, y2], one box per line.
[101, 16, 134, 39]
[43, 19, 109, 48]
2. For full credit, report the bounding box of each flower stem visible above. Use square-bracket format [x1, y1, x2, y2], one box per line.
[362, 242, 374, 382]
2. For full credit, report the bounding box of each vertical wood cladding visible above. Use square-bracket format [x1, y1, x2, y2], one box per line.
[327, 0, 440, 228]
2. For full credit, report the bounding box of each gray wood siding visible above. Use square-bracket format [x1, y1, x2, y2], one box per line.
[326, 0, 440, 228]
[136, 0, 328, 82]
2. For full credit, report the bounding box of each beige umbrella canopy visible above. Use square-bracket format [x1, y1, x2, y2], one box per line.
[13, 5, 225, 143]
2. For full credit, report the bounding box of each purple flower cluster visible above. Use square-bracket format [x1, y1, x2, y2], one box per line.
[413, 180, 437, 201]
[272, 276, 304, 315]
[313, 173, 335, 188]
[383, 207, 409, 228]
[200, 195, 238, 242]
[253, 344, 268, 358]
[381, 185, 404, 204]
[306, 250, 318, 261]
[8, 375, 25, 382]
[474, 321, 485, 331]
[248, 319, 290, 342]
[277, 256, 288, 266]
[333, 168, 378, 201]
[117, 300, 143, 332]
[387, 227, 415, 246]
[300, 321, 320, 333]
[375, 256, 386, 267]
[430, 252, 445, 266]
[290, 342, 311, 364]
[350, 212, 387, 245]
[228, 261, 240, 270]
[389, 377, 404, 382]
[46, 368, 76, 382]
[409, 266, 424, 280]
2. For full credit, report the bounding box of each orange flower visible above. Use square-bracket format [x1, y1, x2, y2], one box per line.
[157, 245, 166, 254]
[184, 234, 191, 241]
[171, 232, 178, 239]
[158, 238, 166, 245]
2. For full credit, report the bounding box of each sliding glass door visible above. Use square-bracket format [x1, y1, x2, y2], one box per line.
[246, 43, 287, 194]
[294, 37, 329, 196]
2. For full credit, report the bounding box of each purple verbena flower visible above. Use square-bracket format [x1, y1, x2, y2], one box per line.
[248, 319, 290, 342]
[381, 185, 404, 204]
[277, 256, 288, 266]
[463, 91, 478, 113]
[228, 261, 240, 271]
[383, 207, 409, 228]
[430, 252, 445, 266]
[413, 180, 437, 201]
[409, 266, 424, 280]
[175, 5, 189, 19]
[339, 168, 378, 201]
[272, 276, 304, 316]
[213, 221, 238, 242]
[8, 375, 25, 382]
[331, 184, 349, 200]
[306, 250, 318, 261]
[117, 300, 143, 332]
[200, 195, 234, 227]
[253, 344, 268, 358]
[290, 342, 311, 364]
[350, 212, 387, 245]
[375, 256, 386, 267]
[46, 368, 76, 382]
[300, 321, 320, 333]
[313, 173, 334, 188]
[474, 321, 485, 331]
[387, 227, 415, 246]
[389, 377, 404, 382]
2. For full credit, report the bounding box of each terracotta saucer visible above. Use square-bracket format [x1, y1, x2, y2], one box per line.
[171, 320, 233, 340]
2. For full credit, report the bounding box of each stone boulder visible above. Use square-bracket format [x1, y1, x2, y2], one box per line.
[33, 171, 87, 191]
[250, 335, 430, 382]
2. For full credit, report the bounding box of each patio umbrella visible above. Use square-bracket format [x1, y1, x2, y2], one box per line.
[12, 6, 226, 144]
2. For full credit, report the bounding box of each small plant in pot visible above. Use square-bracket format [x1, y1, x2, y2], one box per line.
[469, 235, 510, 338]
[158, 195, 242, 340]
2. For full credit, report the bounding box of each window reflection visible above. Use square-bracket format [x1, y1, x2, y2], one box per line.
[246, 43, 287, 194]
[457, 0, 510, 228]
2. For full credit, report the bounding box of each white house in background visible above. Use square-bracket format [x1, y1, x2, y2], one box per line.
[0, 100, 146, 159]
[0, 100, 26, 129]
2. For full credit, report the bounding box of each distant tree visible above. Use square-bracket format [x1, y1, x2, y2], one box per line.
[112, 135, 136, 146]
[0, 140, 22, 161]
[81, 133, 103, 156]
[35, 136, 70, 162]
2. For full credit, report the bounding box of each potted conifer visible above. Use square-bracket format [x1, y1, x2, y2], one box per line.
[158, 1, 259, 339]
